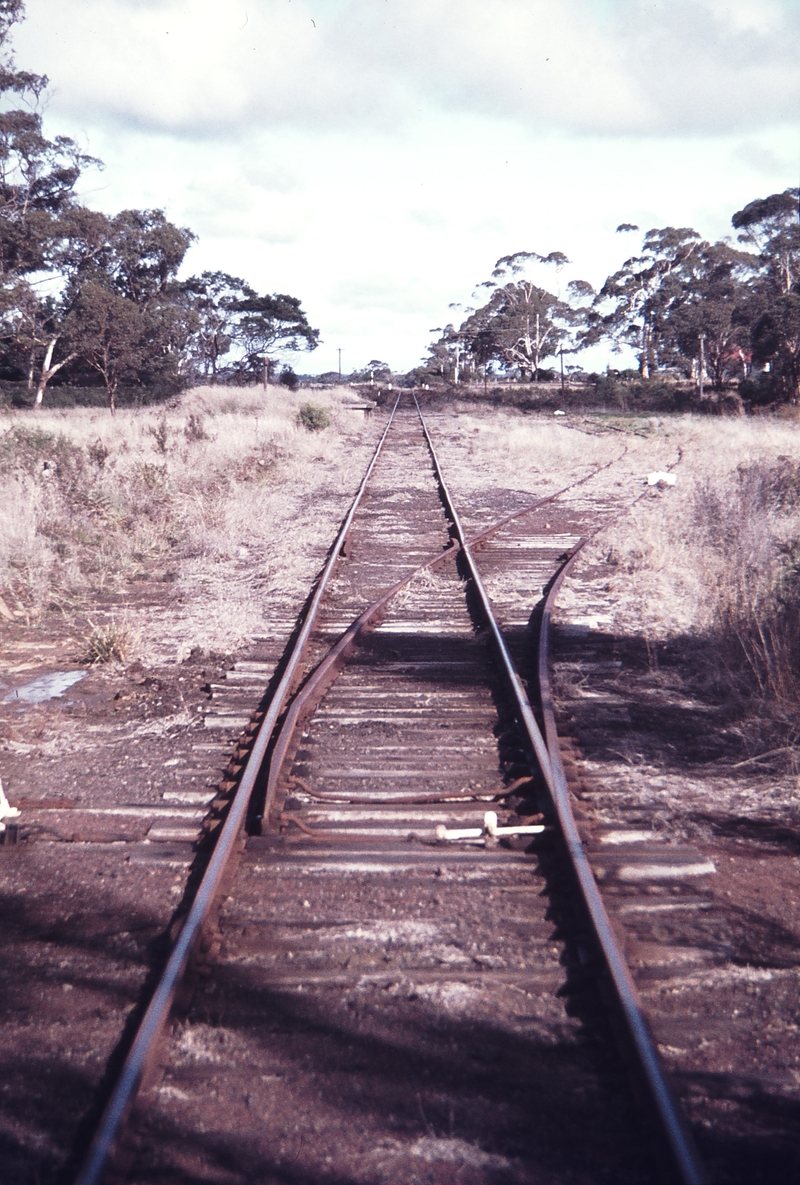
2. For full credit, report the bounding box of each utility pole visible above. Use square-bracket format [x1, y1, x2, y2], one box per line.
[699, 334, 706, 401]
[560, 349, 565, 399]
[338, 348, 342, 380]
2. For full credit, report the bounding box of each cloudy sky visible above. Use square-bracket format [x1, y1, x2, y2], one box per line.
[13, 0, 800, 374]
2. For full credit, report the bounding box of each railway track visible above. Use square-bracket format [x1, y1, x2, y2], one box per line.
[61, 395, 710, 1185]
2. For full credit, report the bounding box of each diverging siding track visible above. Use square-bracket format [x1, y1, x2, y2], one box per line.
[74, 397, 704, 1185]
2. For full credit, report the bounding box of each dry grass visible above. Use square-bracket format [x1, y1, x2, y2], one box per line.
[429, 404, 800, 743]
[425, 407, 629, 498]
[81, 616, 135, 665]
[594, 416, 800, 736]
[0, 385, 379, 655]
[7, 390, 800, 728]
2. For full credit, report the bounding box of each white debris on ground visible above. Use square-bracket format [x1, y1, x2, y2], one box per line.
[553, 409, 566, 416]
[0, 777, 20, 832]
[645, 471, 677, 487]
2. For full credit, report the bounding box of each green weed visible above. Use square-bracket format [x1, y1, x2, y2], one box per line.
[297, 402, 330, 431]
[82, 618, 132, 665]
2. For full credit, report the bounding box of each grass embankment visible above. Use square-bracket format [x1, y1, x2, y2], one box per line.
[417, 376, 727, 416]
[0, 386, 377, 655]
[598, 416, 800, 754]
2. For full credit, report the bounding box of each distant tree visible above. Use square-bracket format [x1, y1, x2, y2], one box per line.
[0, 111, 197, 406]
[64, 282, 145, 412]
[732, 189, 800, 295]
[596, 227, 703, 377]
[139, 285, 198, 387]
[0, 7, 103, 403]
[751, 294, 800, 400]
[661, 241, 756, 390]
[351, 358, 392, 383]
[25, 208, 114, 405]
[460, 251, 582, 381]
[279, 365, 299, 390]
[25, 207, 195, 406]
[731, 189, 800, 400]
[0, 112, 99, 283]
[182, 270, 255, 381]
[469, 325, 500, 391]
[233, 292, 319, 385]
[424, 327, 465, 383]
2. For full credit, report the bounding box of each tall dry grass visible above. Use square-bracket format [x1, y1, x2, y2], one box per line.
[425, 407, 629, 498]
[431, 404, 800, 745]
[0, 385, 379, 652]
[597, 416, 800, 739]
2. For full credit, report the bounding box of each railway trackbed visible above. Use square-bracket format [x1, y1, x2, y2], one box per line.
[3, 395, 797, 1184]
[60, 396, 700, 1185]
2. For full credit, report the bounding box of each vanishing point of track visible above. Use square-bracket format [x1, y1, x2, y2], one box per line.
[74, 395, 705, 1185]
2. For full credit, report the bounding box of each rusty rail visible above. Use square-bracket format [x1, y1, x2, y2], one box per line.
[74, 392, 692, 1184]
[262, 437, 627, 821]
[537, 547, 704, 1184]
[413, 400, 704, 1184]
[73, 395, 402, 1185]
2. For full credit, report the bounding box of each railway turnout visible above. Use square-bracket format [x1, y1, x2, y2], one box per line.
[17, 396, 715, 1184]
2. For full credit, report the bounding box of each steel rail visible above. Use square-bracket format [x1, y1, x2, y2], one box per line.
[73, 394, 669, 1183]
[412, 397, 556, 794]
[414, 398, 705, 1185]
[262, 441, 627, 819]
[72, 395, 402, 1185]
[538, 550, 704, 1184]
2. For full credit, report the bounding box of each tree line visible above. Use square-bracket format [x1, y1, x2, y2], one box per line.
[0, 2, 319, 410]
[425, 190, 800, 403]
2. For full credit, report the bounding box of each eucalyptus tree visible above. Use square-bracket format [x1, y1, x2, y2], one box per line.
[0, 19, 196, 409]
[751, 292, 800, 400]
[732, 189, 800, 296]
[64, 282, 145, 412]
[660, 240, 756, 391]
[351, 359, 393, 383]
[27, 208, 114, 405]
[0, 4, 102, 401]
[459, 251, 585, 381]
[595, 227, 703, 377]
[732, 189, 800, 399]
[424, 325, 465, 382]
[181, 270, 255, 381]
[29, 208, 196, 407]
[102, 208, 195, 310]
[232, 292, 320, 385]
[0, 0, 99, 288]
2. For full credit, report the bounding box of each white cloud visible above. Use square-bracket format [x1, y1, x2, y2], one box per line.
[614, 1, 800, 135]
[17, 0, 800, 139]
[330, 274, 438, 314]
[8, 1, 800, 373]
